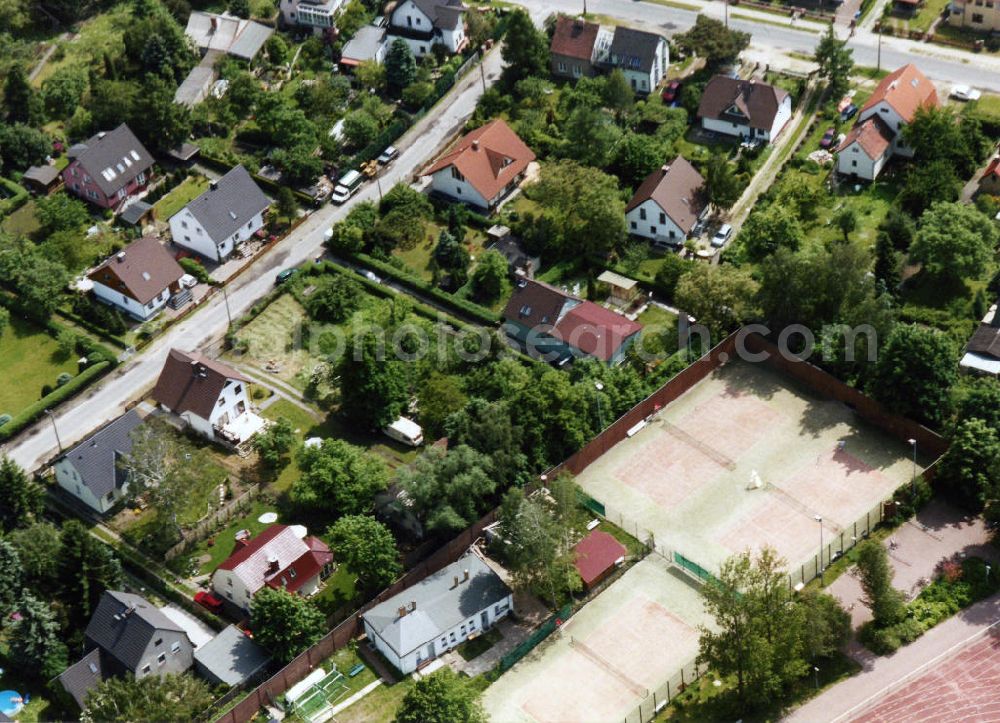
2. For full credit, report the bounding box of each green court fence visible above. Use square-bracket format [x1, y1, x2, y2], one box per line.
[673, 552, 717, 586]
[578, 490, 606, 517]
[496, 604, 573, 674]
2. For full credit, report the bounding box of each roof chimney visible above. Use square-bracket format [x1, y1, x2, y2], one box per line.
[116, 251, 126, 262]
[210, 180, 219, 191]
[398, 605, 408, 618]
[266, 554, 280, 574]
[661, 164, 670, 175]
[98, 131, 107, 140]
[463, 569, 469, 581]
[210, 16, 218, 32]
[471, 139, 480, 151]
[453, 575, 460, 588]
[991, 302, 1000, 328]
[409, 601, 416, 611]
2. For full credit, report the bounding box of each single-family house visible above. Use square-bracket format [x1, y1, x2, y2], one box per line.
[62, 124, 154, 211]
[574, 529, 626, 590]
[836, 64, 938, 181]
[194, 625, 271, 687]
[54, 410, 142, 515]
[550, 16, 601, 79]
[22, 164, 62, 195]
[502, 278, 643, 366]
[948, 0, 1000, 31]
[210, 524, 334, 613]
[362, 554, 513, 674]
[279, 0, 345, 32]
[626, 156, 707, 247]
[67, 591, 195, 701]
[978, 157, 1000, 196]
[386, 0, 467, 58]
[185, 11, 274, 62]
[697, 76, 792, 143]
[168, 165, 270, 263]
[340, 25, 388, 69]
[961, 302, 1000, 375]
[426, 118, 536, 212]
[603, 26, 668, 95]
[88, 237, 186, 321]
[152, 348, 265, 445]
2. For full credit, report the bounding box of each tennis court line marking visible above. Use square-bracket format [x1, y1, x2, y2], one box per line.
[569, 636, 648, 699]
[660, 421, 737, 470]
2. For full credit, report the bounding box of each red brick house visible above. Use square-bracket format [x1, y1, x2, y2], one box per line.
[62, 124, 155, 211]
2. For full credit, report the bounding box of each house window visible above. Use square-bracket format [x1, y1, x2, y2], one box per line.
[247, 221, 253, 229]
[184, 236, 191, 242]
[171, 641, 181, 654]
[460, 624, 467, 636]
[630, 221, 637, 230]
[973, 11, 985, 20]
[234, 384, 242, 395]
[650, 226, 657, 234]
[573, 65, 581, 77]
[455, 186, 462, 195]
[450, 632, 456, 642]
[659, 212, 666, 224]
[469, 619, 476, 630]
[290, 567, 297, 579]
[181, 221, 188, 229]
[245, 590, 251, 598]
[142, 664, 151, 674]
[227, 577, 233, 586]
[852, 160, 858, 167]
[495, 602, 509, 615]
[639, 208, 646, 220]
[218, 397, 226, 407]
[106, 491, 115, 502]
[557, 61, 566, 72]
[157, 653, 166, 665]
[450, 167, 465, 182]
[441, 637, 447, 648]
[154, 638, 163, 647]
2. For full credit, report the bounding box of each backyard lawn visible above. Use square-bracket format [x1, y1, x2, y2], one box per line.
[153, 175, 210, 221]
[338, 677, 414, 723]
[909, 0, 950, 33]
[0, 200, 41, 236]
[190, 499, 277, 575]
[391, 222, 490, 283]
[230, 294, 315, 392]
[0, 316, 80, 419]
[0, 640, 67, 722]
[31, 4, 132, 87]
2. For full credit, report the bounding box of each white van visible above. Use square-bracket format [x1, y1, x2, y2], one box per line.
[331, 170, 363, 205]
[383, 417, 424, 447]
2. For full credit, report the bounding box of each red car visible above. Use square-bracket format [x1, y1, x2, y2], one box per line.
[819, 127, 837, 149]
[662, 80, 681, 104]
[194, 591, 224, 614]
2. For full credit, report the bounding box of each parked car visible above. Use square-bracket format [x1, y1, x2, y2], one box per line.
[355, 268, 381, 284]
[950, 85, 982, 101]
[819, 127, 837, 148]
[711, 223, 733, 248]
[179, 274, 198, 289]
[275, 268, 297, 285]
[377, 145, 399, 165]
[661, 80, 681, 104]
[840, 104, 858, 122]
[194, 591, 224, 614]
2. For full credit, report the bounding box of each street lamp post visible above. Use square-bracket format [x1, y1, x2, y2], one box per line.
[814, 515, 824, 584]
[814, 666, 820, 690]
[908, 438, 917, 498]
[594, 381, 605, 430]
[221, 285, 234, 330]
[44, 408, 63, 454]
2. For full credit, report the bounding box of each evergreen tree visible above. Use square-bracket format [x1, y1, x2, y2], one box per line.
[501, 10, 549, 84]
[0, 457, 42, 533]
[385, 39, 417, 95]
[8, 592, 67, 679]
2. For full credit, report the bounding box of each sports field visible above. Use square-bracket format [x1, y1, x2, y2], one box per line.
[578, 359, 921, 577]
[482, 556, 710, 723]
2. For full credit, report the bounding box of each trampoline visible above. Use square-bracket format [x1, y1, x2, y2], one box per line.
[0, 690, 24, 717]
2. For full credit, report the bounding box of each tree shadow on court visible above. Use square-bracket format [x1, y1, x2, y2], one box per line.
[718, 364, 785, 402]
[795, 397, 848, 439]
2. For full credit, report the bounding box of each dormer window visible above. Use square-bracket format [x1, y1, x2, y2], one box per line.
[519, 305, 532, 317]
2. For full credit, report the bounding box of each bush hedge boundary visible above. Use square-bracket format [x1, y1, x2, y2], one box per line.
[0, 360, 113, 441]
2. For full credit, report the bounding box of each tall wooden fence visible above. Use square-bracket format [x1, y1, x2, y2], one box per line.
[164, 484, 261, 561]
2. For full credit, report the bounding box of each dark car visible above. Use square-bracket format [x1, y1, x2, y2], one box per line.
[819, 127, 837, 148]
[275, 268, 297, 285]
[661, 80, 681, 104]
[840, 104, 858, 122]
[194, 591, 224, 614]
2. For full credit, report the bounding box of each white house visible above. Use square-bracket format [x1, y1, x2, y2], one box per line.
[698, 76, 792, 143]
[386, 0, 466, 58]
[168, 165, 270, 263]
[362, 554, 513, 674]
[54, 410, 142, 515]
[211, 525, 333, 613]
[961, 303, 1000, 376]
[626, 156, 707, 247]
[605, 27, 668, 95]
[836, 64, 938, 181]
[88, 237, 186, 321]
[279, 0, 344, 32]
[425, 118, 536, 212]
[151, 348, 265, 445]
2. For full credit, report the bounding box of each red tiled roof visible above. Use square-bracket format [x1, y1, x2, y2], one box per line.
[983, 157, 1000, 179]
[217, 525, 288, 571]
[553, 302, 643, 362]
[837, 115, 894, 159]
[574, 530, 626, 587]
[861, 64, 938, 123]
[266, 537, 333, 594]
[425, 119, 536, 201]
[152, 348, 249, 420]
[550, 15, 599, 61]
[626, 156, 707, 234]
[217, 525, 332, 596]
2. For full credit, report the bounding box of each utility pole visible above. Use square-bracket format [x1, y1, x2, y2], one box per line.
[594, 381, 605, 429]
[44, 409, 63, 454]
[479, 58, 487, 93]
[909, 438, 917, 498]
[725, 0, 729, 28]
[815, 515, 824, 584]
[221, 285, 233, 330]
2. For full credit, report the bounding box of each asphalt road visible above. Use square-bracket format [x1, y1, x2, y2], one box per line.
[1, 45, 505, 473]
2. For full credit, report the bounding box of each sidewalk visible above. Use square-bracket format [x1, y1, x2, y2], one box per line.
[783, 591, 1000, 722]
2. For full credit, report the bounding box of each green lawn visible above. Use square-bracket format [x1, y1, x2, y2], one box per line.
[457, 627, 502, 661]
[910, 0, 950, 33]
[391, 221, 490, 283]
[32, 4, 133, 87]
[190, 499, 278, 575]
[153, 175, 210, 221]
[337, 677, 414, 723]
[0, 199, 41, 236]
[0, 638, 68, 722]
[637, 304, 677, 330]
[309, 563, 359, 619]
[0, 315, 79, 419]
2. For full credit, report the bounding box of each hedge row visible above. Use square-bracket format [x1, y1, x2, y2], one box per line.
[0, 176, 29, 218]
[197, 154, 314, 205]
[55, 307, 130, 349]
[352, 252, 500, 326]
[0, 361, 112, 441]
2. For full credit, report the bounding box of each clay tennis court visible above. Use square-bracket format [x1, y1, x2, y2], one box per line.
[854, 632, 1000, 722]
[578, 359, 920, 575]
[481, 557, 710, 723]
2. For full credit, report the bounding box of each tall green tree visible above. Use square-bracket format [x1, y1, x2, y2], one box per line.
[602, 69, 634, 117]
[327, 515, 401, 592]
[338, 332, 409, 429]
[8, 592, 67, 679]
[674, 263, 759, 340]
[955, 377, 1000, 430]
[385, 39, 417, 95]
[501, 10, 549, 84]
[910, 201, 998, 281]
[83, 674, 214, 723]
[704, 152, 741, 210]
[470, 249, 509, 304]
[903, 105, 989, 177]
[36, 192, 90, 234]
[304, 276, 363, 323]
[874, 231, 901, 293]
[0, 123, 49, 173]
[813, 25, 854, 99]
[397, 444, 497, 534]
[674, 15, 750, 70]
[0, 541, 22, 615]
[738, 204, 803, 262]
[855, 540, 906, 626]
[253, 418, 296, 470]
[3, 65, 40, 124]
[251, 587, 327, 663]
[127, 76, 193, 152]
[0, 456, 42, 532]
[292, 438, 390, 515]
[395, 668, 487, 723]
[58, 520, 124, 628]
[418, 373, 468, 439]
[445, 398, 529, 486]
[867, 324, 957, 426]
[8, 522, 61, 594]
[41, 66, 90, 120]
[936, 418, 1000, 511]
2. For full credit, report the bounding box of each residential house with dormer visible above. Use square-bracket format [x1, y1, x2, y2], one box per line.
[698, 76, 792, 143]
[386, 0, 466, 58]
[62, 124, 154, 211]
[88, 237, 187, 321]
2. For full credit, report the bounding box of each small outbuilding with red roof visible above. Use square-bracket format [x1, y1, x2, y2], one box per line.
[574, 529, 627, 590]
[425, 118, 536, 212]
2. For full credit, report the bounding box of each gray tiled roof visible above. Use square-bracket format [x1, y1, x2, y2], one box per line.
[608, 27, 664, 74]
[119, 201, 153, 226]
[230, 20, 273, 60]
[363, 554, 510, 658]
[58, 648, 104, 710]
[71, 124, 154, 198]
[60, 410, 142, 500]
[177, 165, 269, 244]
[410, 0, 465, 30]
[194, 625, 271, 687]
[341, 25, 387, 63]
[85, 591, 186, 672]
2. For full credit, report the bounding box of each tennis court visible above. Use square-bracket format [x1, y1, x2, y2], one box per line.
[578, 359, 921, 576]
[482, 556, 710, 723]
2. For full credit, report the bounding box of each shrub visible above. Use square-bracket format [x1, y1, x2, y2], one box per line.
[56, 372, 73, 387]
[179, 257, 212, 284]
[0, 415, 10, 427]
